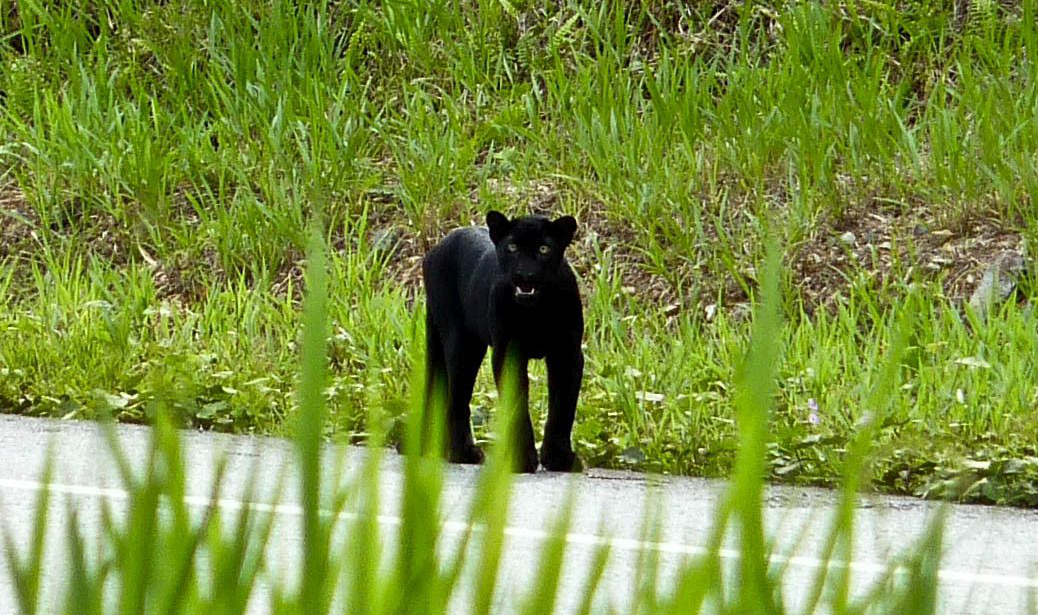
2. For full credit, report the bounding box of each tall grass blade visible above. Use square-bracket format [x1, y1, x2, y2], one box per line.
[519, 488, 576, 615]
[62, 506, 104, 615]
[204, 458, 280, 615]
[572, 529, 612, 615]
[2, 454, 52, 615]
[729, 237, 784, 614]
[470, 345, 524, 615]
[296, 217, 332, 614]
[801, 295, 919, 614]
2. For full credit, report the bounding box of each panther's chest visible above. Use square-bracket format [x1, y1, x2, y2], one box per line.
[490, 304, 562, 359]
[511, 324, 554, 359]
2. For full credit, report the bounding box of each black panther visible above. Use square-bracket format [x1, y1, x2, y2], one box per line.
[421, 210, 584, 473]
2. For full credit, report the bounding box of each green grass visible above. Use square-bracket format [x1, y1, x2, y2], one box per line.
[3, 229, 956, 614]
[1, 0, 1037, 505]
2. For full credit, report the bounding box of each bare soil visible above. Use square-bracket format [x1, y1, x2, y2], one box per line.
[3, 179, 1024, 318]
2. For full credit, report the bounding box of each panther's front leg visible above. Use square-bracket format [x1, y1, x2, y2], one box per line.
[491, 345, 538, 473]
[541, 345, 584, 472]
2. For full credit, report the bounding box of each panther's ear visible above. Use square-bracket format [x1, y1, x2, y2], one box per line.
[486, 210, 512, 244]
[552, 215, 577, 246]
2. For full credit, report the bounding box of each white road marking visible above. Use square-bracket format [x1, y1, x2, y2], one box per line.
[2, 477, 1036, 591]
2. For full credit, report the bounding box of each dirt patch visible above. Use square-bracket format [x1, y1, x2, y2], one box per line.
[0, 183, 225, 303]
[10, 172, 1021, 321]
[791, 200, 1023, 313]
[268, 251, 305, 303]
[0, 184, 37, 258]
[383, 178, 1027, 322]
[567, 200, 681, 310]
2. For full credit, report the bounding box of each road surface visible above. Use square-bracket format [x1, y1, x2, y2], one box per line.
[0, 414, 1036, 613]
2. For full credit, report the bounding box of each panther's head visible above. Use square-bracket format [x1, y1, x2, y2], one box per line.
[487, 210, 577, 306]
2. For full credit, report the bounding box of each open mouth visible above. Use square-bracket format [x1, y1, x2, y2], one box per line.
[514, 284, 538, 298]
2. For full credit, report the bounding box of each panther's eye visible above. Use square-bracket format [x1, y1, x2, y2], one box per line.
[538, 245, 551, 255]
[507, 243, 518, 252]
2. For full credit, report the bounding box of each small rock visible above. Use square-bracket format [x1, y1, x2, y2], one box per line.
[371, 226, 402, 258]
[730, 302, 752, 322]
[839, 231, 856, 246]
[634, 391, 665, 403]
[620, 446, 646, 464]
[471, 406, 489, 428]
[968, 250, 1028, 318]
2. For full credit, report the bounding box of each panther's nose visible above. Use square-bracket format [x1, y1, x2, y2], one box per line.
[515, 268, 536, 283]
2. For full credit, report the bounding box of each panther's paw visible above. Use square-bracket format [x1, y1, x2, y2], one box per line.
[540, 447, 583, 473]
[513, 446, 539, 474]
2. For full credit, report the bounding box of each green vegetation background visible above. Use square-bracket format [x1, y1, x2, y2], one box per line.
[1, 0, 1037, 505]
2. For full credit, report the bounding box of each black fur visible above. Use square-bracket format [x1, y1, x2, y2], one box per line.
[422, 211, 584, 473]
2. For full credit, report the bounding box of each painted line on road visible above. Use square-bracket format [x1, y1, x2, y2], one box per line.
[2, 476, 1037, 591]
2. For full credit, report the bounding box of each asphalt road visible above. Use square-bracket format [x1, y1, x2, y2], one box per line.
[1, 414, 1036, 614]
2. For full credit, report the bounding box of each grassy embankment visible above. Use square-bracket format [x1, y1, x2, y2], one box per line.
[1, 1, 1037, 504]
